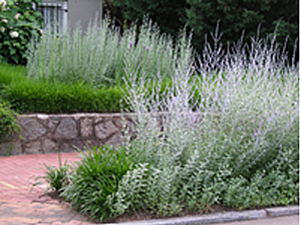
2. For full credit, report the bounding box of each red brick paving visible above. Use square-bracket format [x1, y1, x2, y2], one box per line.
[0, 152, 95, 225]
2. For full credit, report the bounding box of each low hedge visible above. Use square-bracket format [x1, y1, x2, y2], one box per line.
[1, 80, 127, 114]
[0, 63, 127, 113]
[0, 64, 201, 114]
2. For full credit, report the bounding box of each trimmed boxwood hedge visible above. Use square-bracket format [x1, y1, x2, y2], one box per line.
[0, 64, 201, 114]
[1, 80, 128, 114]
[0, 63, 127, 114]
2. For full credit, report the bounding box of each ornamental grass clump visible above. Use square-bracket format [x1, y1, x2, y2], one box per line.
[26, 16, 193, 87]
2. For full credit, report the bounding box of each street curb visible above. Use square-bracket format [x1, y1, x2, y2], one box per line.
[265, 205, 299, 217]
[102, 206, 299, 225]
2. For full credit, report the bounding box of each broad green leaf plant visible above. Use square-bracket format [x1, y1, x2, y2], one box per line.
[0, 0, 44, 65]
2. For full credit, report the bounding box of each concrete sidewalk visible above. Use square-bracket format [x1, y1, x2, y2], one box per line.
[0, 153, 298, 225]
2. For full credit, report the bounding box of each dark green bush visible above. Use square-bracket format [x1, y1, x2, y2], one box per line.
[0, 63, 129, 114]
[185, 0, 298, 58]
[107, 0, 298, 60]
[112, 0, 188, 37]
[0, 102, 20, 143]
[0, 64, 204, 114]
[1, 78, 204, 114]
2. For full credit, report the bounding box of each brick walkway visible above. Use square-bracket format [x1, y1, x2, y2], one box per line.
[0, 152, 95, 225]
[1, 153, 298, 225]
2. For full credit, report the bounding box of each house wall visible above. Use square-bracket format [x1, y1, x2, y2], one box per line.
[68, 0, 102, 31]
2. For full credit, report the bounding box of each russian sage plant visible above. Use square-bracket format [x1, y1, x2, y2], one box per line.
[108, 28, 299, 216]
[26, 16, 193, 87]
[38, 26, 298, 221]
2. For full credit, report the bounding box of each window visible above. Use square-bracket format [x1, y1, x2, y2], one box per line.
[36, 1, 68, 33]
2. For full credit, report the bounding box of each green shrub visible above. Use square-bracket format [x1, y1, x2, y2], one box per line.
[112, 0, 188, 37]
[0, 63, 129, 114]
[0, 102, 19, 143]
[60, 146, 136, 221]
[0, 63, 195, 114]
[1, 79, 127, 114]
[0, 0, 44, 65]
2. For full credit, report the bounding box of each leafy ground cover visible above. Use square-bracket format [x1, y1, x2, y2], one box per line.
[34, 26, 299, 223]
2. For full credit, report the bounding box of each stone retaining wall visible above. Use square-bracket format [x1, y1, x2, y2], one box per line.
[0, 113, 137, 155]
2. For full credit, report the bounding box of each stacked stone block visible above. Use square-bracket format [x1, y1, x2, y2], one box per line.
[0, 113, 135, 155]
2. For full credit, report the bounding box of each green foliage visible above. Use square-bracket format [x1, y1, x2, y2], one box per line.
[112, 0, 189, 37]
[223, 168, 299, 210]
[0, 63, 26, 85]
[105, 0, 298, 60]
[0, 64, 189, 114]
[0, 101, 19, 143]
[185, 0, 299, 58]
[34, 160, 71, 194]
[1, 79, 126, 114]
[0, 63, 128, 113]
[60, 146, 136, 221]
[0, 0, 44, 65]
